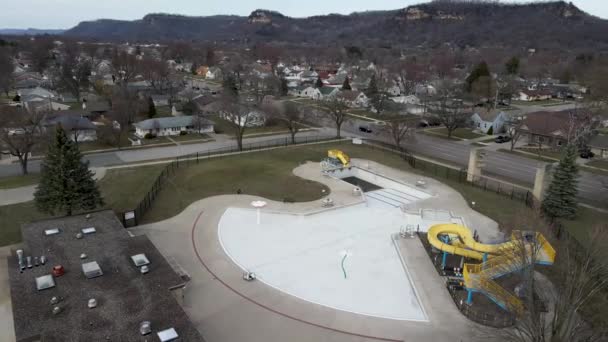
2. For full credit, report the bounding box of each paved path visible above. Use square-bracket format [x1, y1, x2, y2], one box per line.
[132, 161, 498, 341]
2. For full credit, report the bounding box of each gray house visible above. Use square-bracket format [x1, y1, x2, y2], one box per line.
[471, 110, 509, 134]
[134, 115, 214, 138]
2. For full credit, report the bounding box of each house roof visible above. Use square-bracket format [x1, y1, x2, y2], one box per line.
[338, 90, 363, 102]
[134, 115, 214, 130]
[85, 101, 111, 113]
[588, 134, 608, 149]
[519, 111, 572, 136]
[474, 110, 506, 122]
[319, 87, 338, 96]
[9, 210, 204, 342]
[45, 115, 97, 130]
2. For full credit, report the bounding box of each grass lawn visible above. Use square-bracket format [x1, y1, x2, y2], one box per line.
[586, 159, 608, 170]
[424, 128, 486, 140]
[0, 173, 40, 190]
[512, 100, 569, 107]
[0, 164, 166, 246]
[154, 106, 173, 117]
[518, 147, 562, 160]
[499, 148, 558, 163]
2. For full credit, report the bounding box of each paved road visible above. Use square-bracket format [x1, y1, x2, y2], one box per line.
[317, 111, 607, 208]
[0, 130, 331, 177]
[1, 113, 605, 207]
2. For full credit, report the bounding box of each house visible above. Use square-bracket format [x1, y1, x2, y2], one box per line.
[392, 95, 420, 105]
[300, 70, 318, 82]
[517, 89, 552, 102]
[415, 84, 437, 97]
[44, 115, 98, 142]
[387, 85, 401, 97]
[206, 67, 222, 80]
[150, 94, 171, 107]
[318, 87, 340, 100]
[134, 115, 214, 138]
[300, 86, 323, 100]
[220, 110, 266, 128]
[17, 86, 56, 100]
[470, 110, 509, 134]
[588, 134, 608, 159]
[338, 90, 369, 108]
[196, 65, 209, 76]
[516, 110, 585, 147]
[9, 211, 204, 342]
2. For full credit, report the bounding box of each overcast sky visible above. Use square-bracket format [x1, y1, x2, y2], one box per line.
[2, 0, 606, 29]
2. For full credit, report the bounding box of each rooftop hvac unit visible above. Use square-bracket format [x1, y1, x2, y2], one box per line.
[82, 261, 103, 279]
[35, 275, 56, 291]
[157, 328, 179, 342]
[139, 321, 152, 335]
[130, 254, 150, 267]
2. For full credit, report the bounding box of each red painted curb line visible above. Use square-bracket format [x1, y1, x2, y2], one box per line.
[190, 210, 403, 342]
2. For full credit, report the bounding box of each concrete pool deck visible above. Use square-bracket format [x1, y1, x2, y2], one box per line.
[132, 159, 498, 341]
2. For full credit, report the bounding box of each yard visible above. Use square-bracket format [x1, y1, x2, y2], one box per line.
[0, 173, 40, 190]
[512, 99, 570, 107]
[423, 127, 486, 140]
[586, 159, 608, 171]
[0, 164, 165, 246]
[210, 115, 304, 137]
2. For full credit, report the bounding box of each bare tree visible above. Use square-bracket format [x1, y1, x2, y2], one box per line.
[0, 106, 46, 174]
[505, 120, 523, 151]
[112, 50, 139, 83]
[383, 118, 416, 151]
[431, 81, 470, 138]
[489, 211, 608, 342]
[191, 114, 211, 136]
[140, 57, 172, 94]
[109, 87, 142, 147]
[0, 47, 14, 96]
[264, 101, 306, 144]
[58, 52, 91, 100]
[219, 95, 254, 151]
[320, 96, 349, 138]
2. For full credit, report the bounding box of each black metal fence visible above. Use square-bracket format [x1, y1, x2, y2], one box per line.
[121, 135, 341, 226]
[446, 286, 516, 328]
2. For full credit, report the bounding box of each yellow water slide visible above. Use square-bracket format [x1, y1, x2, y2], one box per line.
[427, 223, 514, 260]
[328, 150, 350, 167]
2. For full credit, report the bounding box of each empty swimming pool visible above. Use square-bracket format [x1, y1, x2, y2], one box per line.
[218, 204, 428, 321]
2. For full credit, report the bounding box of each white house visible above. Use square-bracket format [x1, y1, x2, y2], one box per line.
[470, 110, 509, 134]
[391, 95, 420, 105]
[517, 90, 552, 102]
[206, 67, 222, 80]
[300, 87, 323, 100]
[339, 90, 369, 108]
[387, 85, 401, 97]
[134, 116, 214, 138]
[220, 110, 266, 128]
[44, 116, 98, 142]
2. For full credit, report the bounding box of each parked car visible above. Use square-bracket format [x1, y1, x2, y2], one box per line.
[359, 126, 373, 133]
[580, 149, 595, 159]
[494, 136, 511, 144]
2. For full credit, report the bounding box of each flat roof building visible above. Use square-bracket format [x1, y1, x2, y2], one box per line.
[8, 210, 204, 342]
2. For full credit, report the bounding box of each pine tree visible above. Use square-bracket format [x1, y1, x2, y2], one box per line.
[342, 76, 352, 91]
[148, 97, 157, 118]
[466, 61, 490, 92]
[280, 77, 289, 96]
[541, 143, 579, 220]
[366, 74, 378, 98]
[315, 76, 323, 88]
[505, 56, 520, 75]
[34, 126, 104, 216]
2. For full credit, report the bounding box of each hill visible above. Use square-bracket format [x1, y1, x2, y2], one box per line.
[0, 28, 65, 36]
[63, 1, 608, 49]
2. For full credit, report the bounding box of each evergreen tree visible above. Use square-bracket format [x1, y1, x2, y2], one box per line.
[505, 56, 520, 75]
[466, 61, 490, 92]
[34, 126, 104, 216]
[279, 77, 289, 96]
[222, 74, 239, 98]
[342, 76, 352, 91]
[315, 76, 324, 88]
[541, 143, 579, 220]
[366, 74, 378, 98]
[148, 97, 157, 118]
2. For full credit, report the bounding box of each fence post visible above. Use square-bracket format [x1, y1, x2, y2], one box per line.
[196, 152, 199, 164]
[484, 179, 487, 191]
[510, 188, 514, 200]
[496, 183, 501, 194]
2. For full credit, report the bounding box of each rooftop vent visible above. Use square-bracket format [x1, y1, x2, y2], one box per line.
[157, 328, 179, 342]
[44, 228, 60, 236]
[35, 275, 56, 291]
[131, 254, 150, 267]
[52, 265, 65, 277]
[88, 298, 97, 308]
[140, 265, 149, 274]
[82, 261, 103, 279]
[81, 227, 96, 235]
[140, 321, 152, 335]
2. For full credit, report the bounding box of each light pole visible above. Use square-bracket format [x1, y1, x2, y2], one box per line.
[251, 200, 267, 225]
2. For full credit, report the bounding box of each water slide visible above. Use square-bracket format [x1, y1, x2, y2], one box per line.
[426, 224, 515, 260]
[328, 150, 350, 167]
[427, 223, 556, 314]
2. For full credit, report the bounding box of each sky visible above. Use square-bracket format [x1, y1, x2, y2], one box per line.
[1, 0, 607, 29]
